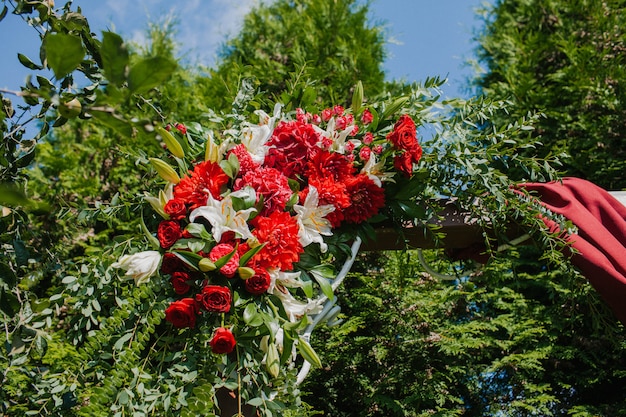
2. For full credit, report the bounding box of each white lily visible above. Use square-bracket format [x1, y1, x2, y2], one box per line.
[189, 187, 257, 242]
[267, 269, 306, 294]
[273, 287, 322, 321]
[112, 250, 161, 285]
[360, 153, 395, 187]
[293, 186, 334, 252]
[240, 103, 282, 164]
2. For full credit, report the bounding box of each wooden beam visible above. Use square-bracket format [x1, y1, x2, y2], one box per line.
[361, 191, 626, 252]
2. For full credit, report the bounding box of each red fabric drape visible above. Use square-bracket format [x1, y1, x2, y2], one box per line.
[518, 178, 626, 325]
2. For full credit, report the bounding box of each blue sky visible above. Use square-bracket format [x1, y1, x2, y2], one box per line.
[0, 0, 488, 98]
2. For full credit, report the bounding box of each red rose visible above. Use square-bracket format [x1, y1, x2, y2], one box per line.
[165, 298, 198, 328]
[393, 152, 414, 177]
[160, 252, 186, 275]
[245, 268, 271, 295]
[210, 327, 236, 354]
[209, 243, 240, 278]
[410, 143, 423, 164]
[195, 285, 231, 313]
[386, 114, 419, 153]
[170, 271, 191, 295]
[164, 198, 187, 220]
[158, 220, 182, 249]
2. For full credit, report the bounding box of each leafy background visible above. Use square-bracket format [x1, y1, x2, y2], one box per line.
[2, 0, 626, 416]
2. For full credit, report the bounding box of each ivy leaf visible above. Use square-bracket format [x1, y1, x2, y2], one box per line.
[44, 33, 85, 79]
[128, 57, 177, 94]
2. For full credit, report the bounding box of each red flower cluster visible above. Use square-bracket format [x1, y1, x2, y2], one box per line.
[386, 115, 423, 176]
[150, 107, 421, 356]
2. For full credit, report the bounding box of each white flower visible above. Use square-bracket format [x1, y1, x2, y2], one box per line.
[360, 153, 395, 187]
[293, 186, 334, 252]
[240, 103, 282, 164]
[112, 250, 161, 285]
[189, 187, 257, 242]
[267, 269, 305, 294]
[273, 287, 322, 321]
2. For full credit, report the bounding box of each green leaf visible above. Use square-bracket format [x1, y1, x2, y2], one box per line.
[100, 31, 129, 86]
[239, 243, 265, 266]
[128, 56, 177, 93]
[0, 6, 8, 22]
[17, 53, 43, 70]
[44, 33, 85, 79]
[310, 268, 334, 301]
[243, 303, 264, 327]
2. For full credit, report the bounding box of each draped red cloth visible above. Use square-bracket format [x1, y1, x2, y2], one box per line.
[518, 178, 626, 325]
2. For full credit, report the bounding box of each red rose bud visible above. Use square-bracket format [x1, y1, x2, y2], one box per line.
[195, 285, 231, 313]
[164, 198, 187, 220]
[361, 108, 373, 125]
[245, 268, 271, 295]
[210, 327, 237, 354]
[386, 114, 419, 153]
[157, 220, 182, 249]
[170, 271, 191, 295]
[165, 298, 198, 328]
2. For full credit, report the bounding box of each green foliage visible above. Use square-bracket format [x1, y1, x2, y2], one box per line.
[304, 247, 626, 416]
[202, 0, 387, 111]
[474, 0, 626, 189]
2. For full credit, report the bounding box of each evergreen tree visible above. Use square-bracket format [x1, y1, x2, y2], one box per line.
[474, 0, 626, 189]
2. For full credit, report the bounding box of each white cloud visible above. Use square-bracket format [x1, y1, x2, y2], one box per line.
[76, 0, 260, 67]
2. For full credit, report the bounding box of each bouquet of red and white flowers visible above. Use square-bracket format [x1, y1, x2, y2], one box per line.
[112, 87, 424, 407]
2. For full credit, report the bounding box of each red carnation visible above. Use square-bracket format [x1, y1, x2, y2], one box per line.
[361, 109, 373, 125]
[252, 211, 303, 271]
[235, 167, 292, 217]
[170, 271, 192, 295]
[164, 198, 187, 220]
[158, 220, 182, 249]
[209, 243, 240, 278]
[195, 285, 231, 313]
[265, 120, 319, 177]
[305, 178, 351, 228]
[305, 149, 355, 182]
[165, 298, 198, 328]
[342, 174, 386, 224]
[228, 144, 258, 176]
[245, 268, 271, 295]
[174, 161, 229, 209]
[210, 327, 237, 354]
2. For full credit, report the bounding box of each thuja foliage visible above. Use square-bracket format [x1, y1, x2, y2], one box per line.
[202, 0, 386, 111]
[304, 246, 626, 416]
[474, 0, 626, 189]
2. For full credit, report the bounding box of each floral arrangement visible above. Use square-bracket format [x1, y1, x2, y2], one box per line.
[112, 87, 424, 410]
